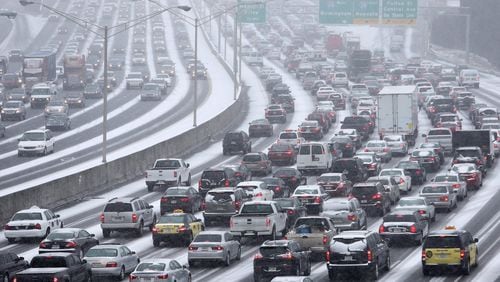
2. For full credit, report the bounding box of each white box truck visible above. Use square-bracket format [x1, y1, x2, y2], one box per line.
[377, 86, 418, 146]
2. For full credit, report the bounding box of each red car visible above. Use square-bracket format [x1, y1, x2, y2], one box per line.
[268, 143, 296, 165]
[450, 163, 482, 190]
[316, 173, 353, 197]
[307, 112, 330, 133]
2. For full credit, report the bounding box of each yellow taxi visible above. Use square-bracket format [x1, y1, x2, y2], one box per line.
[421, 226, 478, 276]
[152, 210, 204, 247]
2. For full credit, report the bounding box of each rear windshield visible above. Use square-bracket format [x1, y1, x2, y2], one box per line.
[422, 186, 448, 193]
[274, 169, 296, 177]
[425, 236, 461, 248]
[225, 133, 242, 141]
[274, 199, 294, 208]
[193, 234, 222, 242]
[206, 191, 235, 202]
[380, 170, 402, 177]
[165, 188, 188, 196]
[332, 237, 366, 249]
[352, 186, 377, 196]
[262, 178, 280, 185]
[295, 218, 330, 231]
[280, 133, 298, 139]
[332, 160, 357, 170]
[367, 178, 388, 185]
[270, 144, 292, 151]
[455, 150, 479, 157]
[104, 202, 133, 212]
[240, 204, 273, 214]
[154, 160, 180, 168]
[294, 188, 318, 195]
[412, 150, 433, 157]
[397, 162, 419, 169]
[85, 248, 118, 257]
[317, 175, 341, 182]
[158, 215, 185, 224]
[260, 246, 288, 257]
[12, 212, 42, 221]
[428, 129, 451, 136]
[31, 256, 67, 268]
[434, 175, 459, 182]
[383, 214, 416, 222]
[46, 232, 75, 240]
[136, 263, 166, 271]
[243, 155, 262, 162]
[201, 171, 225, 180]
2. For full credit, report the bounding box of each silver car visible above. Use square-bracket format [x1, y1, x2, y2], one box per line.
[1, 100, 26, 121]
[130, 259, 190, 281]
[393, 196, 436, 222]
[84, 244, 140, 280]
[419, 183, 458, 213]
[100, 197, 157, 237]
[366, 176, 401, 205]
[44, 100, 69, 117]
[431, 173, 468, 201]
[320, 197, 367, 231]
[140, 83, 162, 101]
[364, 140, 392, 162]
[187, 231, 241, 267]
[383, 135, 408, 156]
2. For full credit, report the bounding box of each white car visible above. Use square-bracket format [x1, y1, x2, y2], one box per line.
[393, 197, 436, 222]
[236, 181, 274, 201]
[18, 129, 55, 157]
[383, 135, 408, 156]
[364, 140, 392, 163]
[379, 168, 412, 193]
[292, 185, 329, 213]
[84, 244, 140, 280]
[277, 129, 305, 150]
[431, 173, 468, 201]
[4, 206, 63, 243]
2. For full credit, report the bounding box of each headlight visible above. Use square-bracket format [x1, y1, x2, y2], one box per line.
[1, 110, 4, 113]
[78, 100, 82, 103]
[16, 110, 21, 113]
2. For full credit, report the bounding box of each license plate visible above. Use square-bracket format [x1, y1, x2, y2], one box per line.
[390, 228, 404, 232]
[171, 200, 177, 204]
[344, 255, 353, 261]
[268, 266, 277, 272]
[438, 253, 448, 258]
[217, 207, 225, 210]
[200, 247, 210, 251]
[112, 216, 123, 222]
[361, 200, 367, 203]
[231, 141, 237, 145]
[52, 245, 60, 249]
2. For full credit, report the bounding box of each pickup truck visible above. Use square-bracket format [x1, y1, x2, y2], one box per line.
[230, 201, 288, 242]
[144, 158, 191, 192]
[423, 128, 453, 155]
[285, 216, 337, 255]
[14, 253, 92, 282]
[341, 116, 371, 140]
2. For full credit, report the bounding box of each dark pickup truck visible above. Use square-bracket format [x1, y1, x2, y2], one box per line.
[340, 116, 371, 140]
[14, 253, 92, 282]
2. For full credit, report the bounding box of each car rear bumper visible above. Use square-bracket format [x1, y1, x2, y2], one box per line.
[4, 229, 46, 238]
[101, 222, 141, 230]
[188, 250, 225, 261]
[90, 267, 122, 277]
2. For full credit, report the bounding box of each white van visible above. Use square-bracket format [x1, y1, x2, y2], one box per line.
[459, 69, 480, 88]
[296, 142, 332, 174]
[243, 51, 263, 67]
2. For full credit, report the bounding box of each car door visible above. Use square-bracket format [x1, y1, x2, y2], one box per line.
[139, 200, 153, 226]
[169, 260, 187, 281]
[352, 199, 366, 227]
[7, 253, 26, 275]
[224, 232, 236, 259]
[371, 233, 387, 268]
[68, 255, 85, 282]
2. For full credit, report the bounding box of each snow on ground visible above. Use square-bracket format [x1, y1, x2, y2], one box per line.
[24, 14, 46, 41]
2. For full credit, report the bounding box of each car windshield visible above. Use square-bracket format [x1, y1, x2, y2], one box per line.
[85, 85, 99, 91]
[380, 170, 402, 176]
[193, 234, 222, 242]
[242, 155, 262, 162]
[440, 116, 456, 122]
[294, 188, 318, 195]
[422, 186, 448, 194]
[259, 246, 288, 257]
[434, 175, 459, 182]
[240, 204, 273, 214]
[85, 248, 118, 257]
[425, 236, 461, 248]
[165, 188, 188, 196]
[383, 214, 416, 222]
[136, 263, 166, 271]
[4, 102, 20, 108]
[104, 202, 133, 212]
[31, 256, 67, 268]
[158, 215, 185, 224]
[154, 160, 180, 168]
[20, 132, 45, 141]
[48, 101, 65, 106]
[294, 218, 330, 231]
[428, 129, 451, 136]
[12, 212, 42, 221]
[352, 186, 377, 196]
[206, 191, 234, 202]
[317, 175, 341, 182]
[46, 231, 75, 240]
[202, 171, 225, 181]
[399, 198, 426, 206]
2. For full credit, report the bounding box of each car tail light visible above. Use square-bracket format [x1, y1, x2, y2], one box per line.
[255, 192, 263, 197]
[409, 225, 417, 233]
[180, 197, 189, 202]
[379, 225, 385, 233]
[132, 213, 138, 223]
[346, 143, 353, 148]
[278, 252, 294, 260]
[212, 246, 224, 251]
[323, 235, 328, 245]
[314, 196, 321, 203]
[35, 223, 42, 229]
[152, 227, 158, 234]
[372, 193, 382, 200]
[39, 242, 47, 248]
[234, 172, 241, 177]
[254, 252, 263, 260]
[440, 195, 449, 202]
[291, 176, 297, 181]
[173, 171, 177, 178]
[53, 278, 59, 282]
[436, 123, 442, 127]
[225, 179, 230, 187]
[178, 226, 188, 232]
[157, 274, 169, 279]
[347, 214, 357, 221]
[452, 183, 460, 189]
[383, 148, 390, 152]
[287, 209, 295, 215]
[399, 178, 405, 184]
[3, 224, 11, 230]
[160, 197, 167, 203]
[422, 250, 427, 261]
[129, 274, 138, 281]
[364, 148, 369, 152]
[418, 210, 426, 215]
[476, 159, 482, 165]
[106, 262, 118, 267]
[188, 245, 198, 251]
[326, 250, 331, 261]
[367, 250, 373, 262]
[65, 241, 77, 248]
[416, 169, 422, 175]
[143, 171, 148, 178]
[369, 163, 377, 168]
[286, 150, 293, 155]
[198, 180, 202, 187]
[265, 217, 271, 227]
[100, 213, 105, 223]
[460, 249, 465, 259]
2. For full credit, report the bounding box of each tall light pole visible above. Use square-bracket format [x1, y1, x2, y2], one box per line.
[20, 0, 190, 163]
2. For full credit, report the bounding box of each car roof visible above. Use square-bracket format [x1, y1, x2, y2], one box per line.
[16, 205, 48, 213]
[238, 181, 265, 186]
[262, 240, 290, 247]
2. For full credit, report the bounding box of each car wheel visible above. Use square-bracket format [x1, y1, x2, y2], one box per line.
[236, 246, 241, 260]
[462, 259, 471, 275]
[371, 261, 379, 280]
[224, 252, 231, 266]
[136, 221, 144, 237]
[118, 266, 125, 280]
[422, 266, 430, 276]
[385, 254, 391, 271]
[43, 147, 47, 156]
[153, 238, 160, 247]
[185, 174, 192, 186]
[149, 216, 157, 231]
[7, 238, 15, 244]
[102, 229, 111, 238]
[147, 184, 154, 192]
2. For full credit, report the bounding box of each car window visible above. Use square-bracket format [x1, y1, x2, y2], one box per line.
[133, 202, 140, 211]
[104, 202, 133, 212]
[79, 230, 90, 238]
[12, 212, 43, 221]
[425, 236, 461, 248]
[312, 145, 324, 154]
[299, 145, 311, 155]
[170, 260, 182, 270]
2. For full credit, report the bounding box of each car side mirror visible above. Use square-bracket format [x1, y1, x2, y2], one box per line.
[148, 205, 154, 209]
[474, 238, 479, 243]
[55, 214, 60, 218]
[421, 134, 427, 138]
[186, 163, 190, 168]
[183, 264, 188, 269]
[82, 259, 87, 264]
[130, 251, 136, 255]
[90, 234, 95, 237]
[453, 190, 458, 193]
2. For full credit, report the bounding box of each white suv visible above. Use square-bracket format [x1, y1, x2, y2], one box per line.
[277, 129, 305, 150]
[4, 205, 63, 243]
[18, 129, 55, 157]
[331, 72, 349, 88]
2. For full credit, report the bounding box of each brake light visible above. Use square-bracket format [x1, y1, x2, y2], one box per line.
[234, 200, 241, 211]
[188, 245, 198, 251]
[347, 214, 357, 221]
[399, 178, 405, 184]
[440, 195, 449, 202]
[364, 148, 369, 152]
[144, 171, 148, 178]
[452, 183, 460, 189]
[287, 210, 295, 215]
[326, 250, 331, 261]
[418, 210, 426, 215]
[212, 245, 224, 251]
[152, 227, 158, 233]
[180, 197, 189, 202]
[314, 196, 321, 203]
[367, 250, 373, 262]
[53, 278, 59, 282]
[416, 169, 422, 175]
[285, 150, 293, 155]
[255, 192, 263, 197]
[65, 241, 77, 248]
[39, 242, 47, 248]
[201, 201, 206, 210]
[345, 143, 353, 148]
[3, 224, 11, 230]
[265, 217, 271, 227]
[460, 249, 465, 259]
[476, 159, 482, 165]
[254, 253, 263, 260]
[379, 225, 385, 233]
[323, 235, 328, 245]
[278, 252, 294, 260]
[383, 148, 390, 152]
[409, 225, 417, 233]
[225, 179, 230, 187]
[132, 213, 138, 223]
[157, 274, 169, 279]
[129, 274, 138, 281]
[422, 250, 427, 261]
[198, 180, 202, 187]
[106, 262, 118, 267]
[178, 226, 188, 232]
[35, 223, 42, 229]
[173, 171, 177, 178]
[372, 193, 382, 200]
[160, 197, 167, 203]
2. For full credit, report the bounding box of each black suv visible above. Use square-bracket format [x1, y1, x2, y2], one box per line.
[330, 136, 355, 157]
[327, 231, 390, 280]
[223, 131, 252, 155]
[351, 182, 391, 216]
[396, 160, 427, 185]
[198, 167, 240, 196]
[453, 146, 485, 173]
[340, 116, 371, 140]
[332, 158, 368, 184]
[0, 252, 28, 282]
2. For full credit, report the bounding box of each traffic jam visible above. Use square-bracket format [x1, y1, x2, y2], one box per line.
[1, 0, 499, 282]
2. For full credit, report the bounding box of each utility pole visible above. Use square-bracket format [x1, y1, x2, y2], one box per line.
[233, 11, 238, 100]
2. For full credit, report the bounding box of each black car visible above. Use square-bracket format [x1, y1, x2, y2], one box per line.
[222, 164, 252, 182]
[198, 167, 240, 197]
[410, 149, 441, 172]
[332, 158, 368, 184]
[327, 231, 390, 280]
[316, 173, 353, 197]
[330, 136, 355, 157]
[351, 182, 391, 216]
[202, 187, 251, 226]
[83, 83, 102, 99]
[45, 114, 71, 131]
[395, 160, 427, 185]
[222, 131, 252, 155]
[273, 93, 295, 113]
[38, 228, 99, 258]
[160, 186, 202, 214]
[340, 116, 371, 140]
[379, 210, 429, 246]
[273, 167, 307, 191]
[428, 98, 456, 121]
[268, 143, 297, 166]
[248, 119, 273, 137]
[418, 142, 445, 165]
[253, 240, 311, 282]
[0, 252, 29, 282]
[65, 92, 85, 108]
[274, 198, 307, 229]
[355, 154, 382, 176]
[261, 177, 291, 198]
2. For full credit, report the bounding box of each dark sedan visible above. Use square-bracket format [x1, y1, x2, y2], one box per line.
[316, 173, 353, 197]
[249, 119, 273, 137]
[38, 228, 99, 258]
[395, 160, 427, 185]
[418, 142, 445, 165]
[268, 144, 297, 166]
[261, 177, 291, 198]
[330, 136, 355, 157]
[273, 167, 307, 191]
[83, 83, 102, 99]
[0, 252, 29, 281]
[274, 198, 307, 229]
[45, 114, 71, 131]
[378, 210, 429, 246]
[160, 186, 202, 215]
[65, 92, 86, 108]
[410, 149, 441, 172]
[355, 154, 382, 176]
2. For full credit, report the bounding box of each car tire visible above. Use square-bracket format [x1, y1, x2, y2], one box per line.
[371, 261, 379, 280]
[102, 229, 111, 238]
[7, 238, 15, 244]
[304, 259, 311, 275]
[136, 221, 144, 237]
[422, 266, 430, 276]
[224, 252, 231, 266]
[149, 216, 157, 231]
[236, 246, 241, 260]
[153, 238, 160, 247]
[253, 273, 261, 282]
[185, 174, 192, 186]
[462, 259, 471, 275]
[118, 266, 125, 280]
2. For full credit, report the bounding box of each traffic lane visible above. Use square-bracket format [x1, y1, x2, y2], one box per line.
[0, 18, 13, 47]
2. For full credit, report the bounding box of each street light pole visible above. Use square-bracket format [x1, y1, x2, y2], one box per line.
[233, 10, 238, 100]
[193, 17, 198, 127]
[465, 13, 470, 64]
[102, 25, 108, 163]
